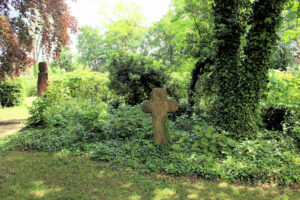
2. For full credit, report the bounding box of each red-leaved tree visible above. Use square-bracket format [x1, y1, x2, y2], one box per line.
[0, 0, 77, 79]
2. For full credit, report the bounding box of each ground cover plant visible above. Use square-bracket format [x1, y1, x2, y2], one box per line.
[0, 0, 299, 198]
[1, 72, 299, 186]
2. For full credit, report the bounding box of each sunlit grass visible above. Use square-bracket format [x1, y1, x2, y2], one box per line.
[0, 151, 299, 200]
[0, 97, 35, 121]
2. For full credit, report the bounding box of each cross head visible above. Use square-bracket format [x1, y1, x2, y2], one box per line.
[142, 88, 178, 145]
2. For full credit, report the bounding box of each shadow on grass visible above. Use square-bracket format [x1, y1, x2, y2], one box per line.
[0, 151, 299, 200]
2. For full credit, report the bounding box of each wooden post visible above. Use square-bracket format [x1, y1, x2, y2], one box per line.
[37, 62, 50, 97]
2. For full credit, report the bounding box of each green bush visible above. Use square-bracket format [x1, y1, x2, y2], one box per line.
[1, 73, 299, 185]
[2, 101, 299, 185]
[261, 69, 300, 148]
[108, 51, 170, 105]
[270, 40, 295, 71]
[0, 79, 24, 107]
[8, 99, 108, 152]
[18, 75, 37, 97]
[27, 70, 115, 126]
[222, 138, 300, 184]
[42, 99, 107, 133]
[51, 47, 77, 72]
[104, 105, 152, 139]
[166, 72, 190, 101]
[27, 81, 71, 126]
[62, 70, 114, 102]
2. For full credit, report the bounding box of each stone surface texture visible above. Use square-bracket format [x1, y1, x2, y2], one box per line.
[37, 62, 50, 97]
[142, 88, 178, 145]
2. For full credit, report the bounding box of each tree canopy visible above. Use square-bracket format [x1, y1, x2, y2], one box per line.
[0, 0, 77, 79]
[77, 26, 108, 72]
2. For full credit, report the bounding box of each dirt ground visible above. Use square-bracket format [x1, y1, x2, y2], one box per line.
[0, 123, 24, 138]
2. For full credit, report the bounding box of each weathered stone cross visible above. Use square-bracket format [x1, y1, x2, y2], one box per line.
[142, 88, 178, 145]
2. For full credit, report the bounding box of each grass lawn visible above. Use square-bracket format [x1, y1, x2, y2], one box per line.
[0, 151, 299, 200]
[0, 97, 36, 121]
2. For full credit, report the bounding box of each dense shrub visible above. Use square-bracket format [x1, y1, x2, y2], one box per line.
[10, 99, 108, 152]
[2, 101, 299, 185]
[223, 137, 300, 184]
[27, 70, 115, 126]
[27, 81, 71, 126]
[51, 47, 77, 72]
[104, 105, 152, 139]
[108, 51, 170, 105]
[60, 70, 113, 102]
[260, 69, 300, 148]
[1, 68, 299, 186]
[19, 75, 37, 97]
[0, 79, 23, 107]
[165, 72, 190, 105]
[90, 126, 299, 185]
[270, 40, 295, 71]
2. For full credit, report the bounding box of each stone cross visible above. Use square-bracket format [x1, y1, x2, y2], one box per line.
[142, 88, 178, 145]
[37, 62, 50, 97]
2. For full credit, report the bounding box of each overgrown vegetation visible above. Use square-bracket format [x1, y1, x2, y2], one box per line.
[1, 69, 299, 185]
[260, 69, 300, 149]
[0, 0, 299, 191]
[108, 51, 169, 105]
[0, 78, 24, 108]
[211, 0, 288, 135]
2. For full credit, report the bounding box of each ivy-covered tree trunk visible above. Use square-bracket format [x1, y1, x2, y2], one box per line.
[212, 0, 287, 135]
[212, 0, 247, 133]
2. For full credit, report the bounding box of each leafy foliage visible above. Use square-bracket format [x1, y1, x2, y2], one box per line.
[0, 0, 77, 78]
[281, 0, 300, 44]
[59, 70, 113, 102]
[104, 105, 152, 139]
[2, 102, 299, 185]
[76, 26, 108, 72]
[260, 69, 300, 148]
[0, 79, 23, 107]
[108, 51, 169, 105]
[27, 81, 70, 126]
[27, 70, 113, 126]
[139, 18, 177, 67]
[101, 0, 146, 52]
[270, 40, 296, 71]
[212, 0, 288, 135]
[51, 47, 77, 72]
[13, 100, 107, 152]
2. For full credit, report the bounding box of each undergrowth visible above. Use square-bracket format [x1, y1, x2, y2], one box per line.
[0, 69, 299, 186]
[1, 102, 299, 186]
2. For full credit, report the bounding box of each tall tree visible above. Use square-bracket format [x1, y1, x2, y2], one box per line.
[140, 18, 176, 66]
[212, 0, 288, 135]
[76, 26, 108, 72]
[281, 0, 300, 62]
[100, 0, 146, 52]
[0, 0, 77, 79]
[51, 47, 76, 72]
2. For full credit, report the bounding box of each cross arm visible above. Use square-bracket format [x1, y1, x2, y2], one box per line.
[142, 100, 153, 113]
[167, 100, 178, 113]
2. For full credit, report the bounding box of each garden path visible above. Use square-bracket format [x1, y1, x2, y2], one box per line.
[0, 120, 25, 138]
[0, 97, 35, 138]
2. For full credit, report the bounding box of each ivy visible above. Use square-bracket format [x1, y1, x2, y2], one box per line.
[188, 57, 213, 108]
[211, 0, 288, 136]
